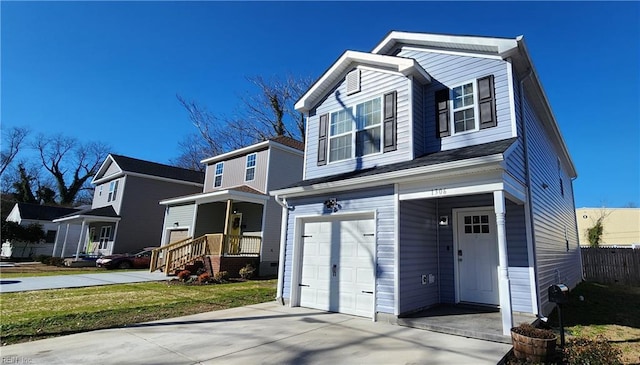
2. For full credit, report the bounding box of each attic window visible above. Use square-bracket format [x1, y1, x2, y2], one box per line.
[346, 69, 361, 95]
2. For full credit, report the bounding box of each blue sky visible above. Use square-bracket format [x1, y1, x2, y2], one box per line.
[2, 1, 639, 208]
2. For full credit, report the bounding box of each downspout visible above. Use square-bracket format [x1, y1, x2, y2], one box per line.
[520, 68, 541, 314]
[274, 194, 291, 305]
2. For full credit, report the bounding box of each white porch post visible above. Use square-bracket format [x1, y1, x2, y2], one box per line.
[60, 223, 71, 258]
[494, 190, 513, 335]
[52, 223, 62, 257]
[75, 221, 87, 260]
[110, 220, 120, 255]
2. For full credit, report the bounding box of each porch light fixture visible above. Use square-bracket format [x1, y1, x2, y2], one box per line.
[439, 216, 449, 226]
[173, 222, 179, 227]
[324, 198, 341, 212]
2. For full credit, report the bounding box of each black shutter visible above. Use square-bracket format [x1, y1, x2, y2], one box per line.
[478, 75, 497, 129]
[383, 91, 397, 152]
[317, 113, 329, 166]
[435, 88, 450, 138]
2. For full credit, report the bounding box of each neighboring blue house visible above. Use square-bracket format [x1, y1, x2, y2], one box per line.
[271, 31, 581, 336]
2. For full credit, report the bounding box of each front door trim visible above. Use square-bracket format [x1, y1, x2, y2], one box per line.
[452, 206, 498, 305]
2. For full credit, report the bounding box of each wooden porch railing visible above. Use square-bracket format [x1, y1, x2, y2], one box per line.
[150, 234, 261, 274]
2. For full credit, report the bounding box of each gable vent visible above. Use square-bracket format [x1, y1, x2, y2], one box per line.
[346, 69, 361, 95]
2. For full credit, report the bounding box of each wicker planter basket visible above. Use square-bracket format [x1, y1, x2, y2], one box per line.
[511, 329, 557, 362]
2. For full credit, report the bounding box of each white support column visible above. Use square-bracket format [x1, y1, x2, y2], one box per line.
[494, 190, 513, 335]
[75, 221, 87, 260]
[52, 223, 62, 257]
[60, 223, 71, 258]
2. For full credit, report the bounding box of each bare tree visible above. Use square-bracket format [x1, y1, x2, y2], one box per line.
[174, 74, 311, 165]
[33, 134, 110, 206]
[1, 126, 30, 176]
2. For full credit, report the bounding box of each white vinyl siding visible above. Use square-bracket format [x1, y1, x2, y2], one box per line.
[164, 204, 196, 230]
[283, 186, 396, 314]
[305, 68, 412, 180]
[203, 149, 269, 193]
[397, 48, 513, 153]
[522, 95, 581, 316]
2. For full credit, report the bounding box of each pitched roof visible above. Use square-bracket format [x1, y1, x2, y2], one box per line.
[284, 138, 517, 188]
[13, 203, 81, 221]
[58, 205, 120, 219]
[269, 136, 305, 151]
[109, 154, 204, 184]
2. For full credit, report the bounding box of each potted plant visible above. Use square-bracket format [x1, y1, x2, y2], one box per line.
[511, 323, 557, 363]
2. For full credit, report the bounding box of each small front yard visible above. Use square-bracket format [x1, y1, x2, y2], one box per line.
[1, 279, 276, 345]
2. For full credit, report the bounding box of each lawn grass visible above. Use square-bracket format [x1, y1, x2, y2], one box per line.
[1, 279, 276, 346]
[547, 281, 640, 364]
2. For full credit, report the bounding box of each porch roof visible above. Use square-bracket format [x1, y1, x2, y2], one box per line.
[52, 206, 121, 224]
[160, 185, 269, 206]
[272, 138, 517, 196]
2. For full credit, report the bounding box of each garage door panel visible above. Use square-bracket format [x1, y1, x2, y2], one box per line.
[299, 218, 375, 318]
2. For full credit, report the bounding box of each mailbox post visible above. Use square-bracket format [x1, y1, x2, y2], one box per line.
[548, 284, 569, 347]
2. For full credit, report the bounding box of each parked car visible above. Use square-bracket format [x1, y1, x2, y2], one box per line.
[95, 248, 156, 269]
[64, 254, 101, 267]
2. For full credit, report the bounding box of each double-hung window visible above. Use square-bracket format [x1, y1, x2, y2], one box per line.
[107, 180, 119, 202]
[99, 226, 111, 250]
[245, 153, 256, 181]
[214, 162, 224, 187]
[328, 97, 382, 162]
[452, 81, 477, 133]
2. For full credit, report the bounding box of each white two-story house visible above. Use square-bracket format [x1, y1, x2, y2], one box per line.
[271, 31, 581, 338]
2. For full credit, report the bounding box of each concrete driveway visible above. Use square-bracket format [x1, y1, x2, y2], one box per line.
[0, 271, 168, 293]
[1, 302, 511, 365]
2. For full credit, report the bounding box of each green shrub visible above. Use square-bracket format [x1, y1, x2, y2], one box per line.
[239, 264, 256, 280]
[213, 271, 229, 283]
[35, 254, 52, 265]
[48, 257, 65, 267]
[563, 336, 622, 365]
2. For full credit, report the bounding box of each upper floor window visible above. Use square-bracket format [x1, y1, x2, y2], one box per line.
[245, 153, 256, 181]
[452, 82, 476, 133]
[329, 97, 381, 162]
[435, 75, 496, 138]
[107, 180, 119, 202]
[214, 162, 224, 187]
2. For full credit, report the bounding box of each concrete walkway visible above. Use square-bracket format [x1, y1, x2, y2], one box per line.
[1, 301, 511, 365]
[0, 271, 168, 293]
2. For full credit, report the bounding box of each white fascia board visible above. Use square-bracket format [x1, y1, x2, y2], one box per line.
[201, 140, 270, 164]
[53, 215, 121, 224]
[92, 172, 203, 188]
[295, 50, 431, 113]
[91, 154, 119, 184]
[516, 37, 577, 178]
[160, 189, 269, 206]
[271, 154, 505, 198]
[372, 31, 519, 57]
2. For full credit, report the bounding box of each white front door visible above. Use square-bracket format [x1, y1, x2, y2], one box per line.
[456, 209, 499, 305]
[299, 218, 375, 318]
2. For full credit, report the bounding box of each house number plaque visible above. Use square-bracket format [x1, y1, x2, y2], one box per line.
[431, 188, 447, 196]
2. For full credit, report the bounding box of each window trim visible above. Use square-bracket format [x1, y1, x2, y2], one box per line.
[107, 180, 119, 202]
[245, 153, 257, 182]
[327, 96, 383, 163]
[213, 162, 224, 187]
[450, 79, 480, 136]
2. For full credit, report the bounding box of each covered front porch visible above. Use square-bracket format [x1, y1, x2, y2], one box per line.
[158, 186, 269, 276]
[51, 206, 121, 258]
[396, 170, 537, 336]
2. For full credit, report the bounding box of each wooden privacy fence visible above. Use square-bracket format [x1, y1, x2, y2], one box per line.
[581, 248, 640, 286]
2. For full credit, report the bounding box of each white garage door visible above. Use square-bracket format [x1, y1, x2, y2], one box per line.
[299, 218, 375, 318]
[168, 229, 189, 244]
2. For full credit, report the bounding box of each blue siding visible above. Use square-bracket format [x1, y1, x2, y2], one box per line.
[412, 82, 425, 157]
[522, 96, 581, 316]
[399, 200, 439, 314]
[282, 186, 396, 314]
[398, 49, 514, 153]
[505, 72, 527, 184]
[305, 68, 413, 180]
